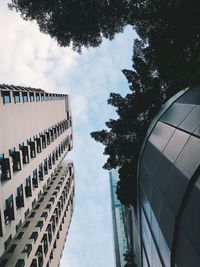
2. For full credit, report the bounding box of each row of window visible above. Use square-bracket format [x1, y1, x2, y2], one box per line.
[2, 141, 70, 230]
[0, 119, 71, 182]
[1, 90, 67, 105]
[1, 167, 74, 267]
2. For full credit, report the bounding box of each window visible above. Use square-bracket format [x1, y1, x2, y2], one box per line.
[30, 93, 35, 102]
[35, 221, 43, 230]
[13, 92, 20, 103]
[30, 259, 37, 267]
[25, 176, 32, 197]
[36, 93, 40, 102]
[9, 149, 21, 172]
[41, 212, 48, 220]
[0, 157, 11, 181]
[15, 259, 25, 267]
[41, 94, 44, 101]
[19, 145, 29, 164]
[22, 92, 28, 102]
[4, 234, 12, 250]
[41, 134, 46, 149]
[46, 224, 52, 243]
[29, 211, 36, 218]
[16, 184, 24, 209]
[8, 244, 17, 253]
[48, 154, 52, 169]
[15, 232, 24, 239]
[38, 163, 43, 181]
[23, 221, 30, 228]
[35, 245, 43, 267]
[42, 234, 48, 255]
[29, 232, 38, 242]
[16, 220, 22, 233]
[45, 93, 49, 101]
[24, 208, 29, 219]
[45, 132, 50, 145]
[21, 244, 32, 256]
[35, 137, 42, 153]
[2, 91, 11, 104]
[4, 195, 14, 224]
[44, 159, 48, 175]
[32, 169, 38, 189]
[28, 140, 36, 158]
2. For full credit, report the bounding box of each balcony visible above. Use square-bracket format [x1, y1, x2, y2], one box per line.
[0, 158, 11, 181]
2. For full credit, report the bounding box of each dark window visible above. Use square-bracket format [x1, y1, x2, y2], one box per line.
[22, 92, 28, 102]
[24, 208, 30, 219]
[16, 184, 24, 209]
[48, 154, 52, 169]
[38, 163, 43, 181]
[4, 195, 14, 224]
[15, 232, 24, 239]
[32, 169, 38, 189]
[41, 212, 48, 220]
[2, 91, 11, 104]
[8, 244, 17, 253]
[35, 137, 42, 153]
[30, 93, 35, 102]
[19, 145, 29, 164]
[13, 92, 20, 103]
[41, 134, 46, 149]
[0, 157, 11, 181]
[15, 259, 25, 267]
[45, 132, 50, 145]
[35, 245, 43, 267]
[21, 244, 32, 256]
[41, 94, 44, 101]
[25, 176, 32, 197]
[29, 212, 36, 218]
[16, 220, 22, 232]
[32, 199, 36, 208]
[28, 141, 36, 158]
[44, 158, 48, 175]
[4, 234, 12, 250]
[29, 232, 38, 242]
[35, 221, 43, 230]
[30, 259, 37, 267]
[36, 93, 40, 102]
[23, 221, 30, 228]
[9, 150, 21, 172]
[46, 224, 52, 243]
[0, 212, 3, 236]
[42, 233, 48, 255]
[45, 93, 49, 101]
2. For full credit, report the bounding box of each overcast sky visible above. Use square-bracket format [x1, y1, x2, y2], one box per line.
[1, 2, 137, 266]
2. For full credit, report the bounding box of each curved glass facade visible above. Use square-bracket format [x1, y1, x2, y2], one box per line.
[137, 86, 200, 267]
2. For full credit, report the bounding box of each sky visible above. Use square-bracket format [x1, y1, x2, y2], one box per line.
[0, 2, 137, 267]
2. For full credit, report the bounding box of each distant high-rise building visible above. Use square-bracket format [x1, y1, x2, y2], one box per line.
[133, 86, 200, 267]
[109, 170, 133, 267]
[0, 84, 75, 267]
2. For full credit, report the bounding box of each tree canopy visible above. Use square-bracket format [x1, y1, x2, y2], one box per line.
[9, 0, 200, 87]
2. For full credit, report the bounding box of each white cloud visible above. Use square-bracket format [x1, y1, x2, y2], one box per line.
[1, 2, 137, 267]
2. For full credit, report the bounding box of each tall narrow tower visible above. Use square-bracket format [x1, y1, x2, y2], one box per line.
[0, 84, 75, 267]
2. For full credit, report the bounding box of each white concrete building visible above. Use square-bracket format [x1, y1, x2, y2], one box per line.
[0, 84, 75, 267]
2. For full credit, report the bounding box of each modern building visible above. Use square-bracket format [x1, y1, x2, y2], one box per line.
[0, 84, 75, 267]
[133, 86, 200, 267]
[109, 169, 133, 267]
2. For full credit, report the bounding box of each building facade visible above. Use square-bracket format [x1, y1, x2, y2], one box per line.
[133, 86, 200, 267]
[0, 84, 75, 267]
[109, 170, 133, 267]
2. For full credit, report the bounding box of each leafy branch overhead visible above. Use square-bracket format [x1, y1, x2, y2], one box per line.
[9, 0, 200, 88]
[91, 39, 167, 205]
